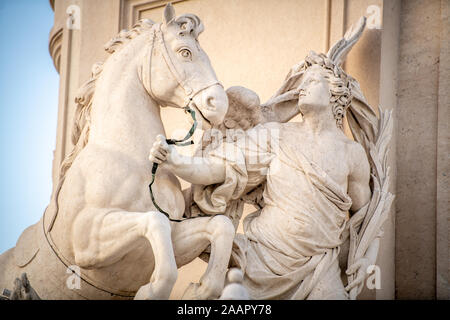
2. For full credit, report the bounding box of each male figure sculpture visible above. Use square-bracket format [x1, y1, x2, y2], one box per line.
[150, 50, 381, 299]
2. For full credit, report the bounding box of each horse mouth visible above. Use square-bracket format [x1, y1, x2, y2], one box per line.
[190, 103, 212, 128]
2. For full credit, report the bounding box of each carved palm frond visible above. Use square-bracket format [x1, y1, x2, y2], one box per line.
[347, 108, 395, 298]
[327, 16, 367, 66]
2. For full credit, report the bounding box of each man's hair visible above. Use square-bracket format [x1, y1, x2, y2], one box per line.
[302, 51, 352, 129]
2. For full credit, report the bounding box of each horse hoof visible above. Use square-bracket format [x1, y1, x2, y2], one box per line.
[10, 273, 40, 300]
[181, 282, 219, 300]
[134, 283, 155, 300]
[181, 283, 201, 300]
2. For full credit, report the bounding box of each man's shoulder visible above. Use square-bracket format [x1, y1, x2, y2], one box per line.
[330, 133, 365, 155]
[345, 139, 366, 155]
[345, 139, 370, 176]
[256, 121, 282, 130]
[247, 121, 283, 136]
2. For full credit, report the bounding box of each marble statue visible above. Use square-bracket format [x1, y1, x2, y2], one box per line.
[151, 17, 394, 300]
[0, 4, 237, 300]
[0, 5, 394, 301]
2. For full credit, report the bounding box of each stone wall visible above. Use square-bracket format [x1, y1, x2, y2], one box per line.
[395, 0, 449, 300]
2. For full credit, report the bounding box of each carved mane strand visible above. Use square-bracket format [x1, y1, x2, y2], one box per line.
[58, 19, 155, 181]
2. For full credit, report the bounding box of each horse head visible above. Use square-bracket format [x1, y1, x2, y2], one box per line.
[142, 4, 228, 128]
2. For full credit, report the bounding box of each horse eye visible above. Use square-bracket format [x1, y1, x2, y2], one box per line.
[179, 49, 192, 59]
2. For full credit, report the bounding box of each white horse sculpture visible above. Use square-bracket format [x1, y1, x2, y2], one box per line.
[0, 4, 236, 300]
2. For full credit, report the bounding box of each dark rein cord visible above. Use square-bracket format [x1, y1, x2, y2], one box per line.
[146, 24, 223, 222]
[148, 101, 198, 222]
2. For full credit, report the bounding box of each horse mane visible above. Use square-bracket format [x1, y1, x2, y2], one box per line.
[58, 19, 155, 181]
[46, 13, 204, 231]
[174, 14, 204, 38]
[57, 12, 204, 181]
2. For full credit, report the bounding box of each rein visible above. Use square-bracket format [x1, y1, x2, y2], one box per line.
[148, 103, 197, 222]
[38, 22, 222, 297]
[144, 24, 221, 222]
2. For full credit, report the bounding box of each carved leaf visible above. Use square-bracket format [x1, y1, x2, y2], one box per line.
[347, 108, 395, 298]
[327, 16, 367, 66]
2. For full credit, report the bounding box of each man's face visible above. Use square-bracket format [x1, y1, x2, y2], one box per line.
[297, 65, 331, 115]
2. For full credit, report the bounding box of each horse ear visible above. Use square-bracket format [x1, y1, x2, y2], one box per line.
[163, 3, 176, 26]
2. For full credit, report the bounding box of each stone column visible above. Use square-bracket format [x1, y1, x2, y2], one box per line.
[48, 0, 122, 187]
[436, 0, 449, 301]
[395, 0, 449, 299]
[376, 0, 401, 300]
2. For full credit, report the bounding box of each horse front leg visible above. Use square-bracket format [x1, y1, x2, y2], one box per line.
[72, 208, 177, 300]
[133, 211, 178, 300]
[171, 215, 235, 300]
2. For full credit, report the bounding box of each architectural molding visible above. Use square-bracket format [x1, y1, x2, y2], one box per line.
[49, 27, 63, 73]
[120, 0, 187, 29]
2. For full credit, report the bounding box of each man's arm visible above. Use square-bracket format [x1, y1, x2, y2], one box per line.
[261, 99, 300, 123]
[149, 134, 226, 186]
[345, 143, 379, 295]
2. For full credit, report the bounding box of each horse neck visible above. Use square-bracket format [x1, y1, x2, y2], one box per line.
[89, 35, 165, 162]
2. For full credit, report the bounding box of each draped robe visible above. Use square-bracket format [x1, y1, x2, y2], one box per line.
[193, 123, 352, 299]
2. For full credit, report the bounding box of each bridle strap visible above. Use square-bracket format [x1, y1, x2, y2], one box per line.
[141, 24, 223, 106]
[141, 26, 158, 104]
[156, 25, 193, 96]
[40, 24, 224, 294]
[148, 103, 197, 222]
[142, 25, 223, 222]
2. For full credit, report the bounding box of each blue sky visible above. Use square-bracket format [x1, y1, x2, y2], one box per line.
[0, 1, 59, 253]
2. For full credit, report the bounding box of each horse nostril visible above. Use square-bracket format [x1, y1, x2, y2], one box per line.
[198, 86, 228, 126]
[204, 95, 216, 110]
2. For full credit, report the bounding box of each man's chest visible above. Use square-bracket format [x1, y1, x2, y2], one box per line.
[277, 130, 351, 188]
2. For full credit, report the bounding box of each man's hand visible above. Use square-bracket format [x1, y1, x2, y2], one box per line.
[345, 257, 371, 297]
[149, 134, 178, 166]
[149, 134, 226, 186]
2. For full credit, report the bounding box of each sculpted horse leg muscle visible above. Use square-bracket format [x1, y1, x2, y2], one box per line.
[0, 4, 233, 300]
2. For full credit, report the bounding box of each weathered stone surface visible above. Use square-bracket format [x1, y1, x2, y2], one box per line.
[395, 0, 447, 299]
